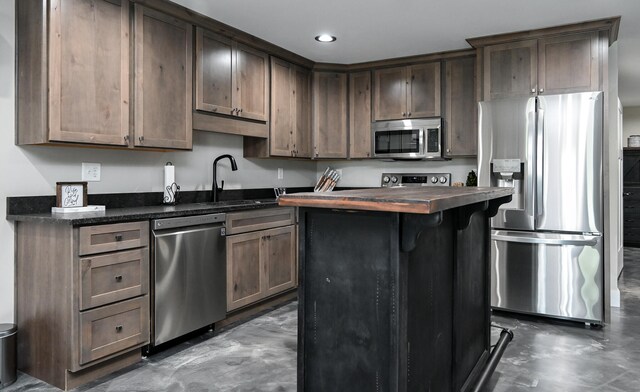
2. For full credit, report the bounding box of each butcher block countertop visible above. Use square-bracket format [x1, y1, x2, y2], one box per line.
[278, 187, 513, 214]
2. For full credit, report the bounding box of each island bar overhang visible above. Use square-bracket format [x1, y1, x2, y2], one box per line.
[279, 187, 513, 392]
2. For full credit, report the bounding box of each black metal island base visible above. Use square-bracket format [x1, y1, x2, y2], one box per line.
[278, 187, 513, 392]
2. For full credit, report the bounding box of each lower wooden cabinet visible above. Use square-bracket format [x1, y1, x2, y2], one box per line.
[16, 221, 150, 390]
[624, 186, 640, 247]
[226, 208, 297, 311]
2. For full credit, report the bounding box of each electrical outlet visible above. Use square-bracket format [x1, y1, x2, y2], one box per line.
[82, 162, 101, 182]
[278, 168, 284, 180]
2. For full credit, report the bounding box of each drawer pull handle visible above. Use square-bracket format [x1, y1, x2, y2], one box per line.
[115, 234, 123, 241]
[624, 192, 632, 196]
[115, 325, 123, 333]
[115, 275, 123, 282]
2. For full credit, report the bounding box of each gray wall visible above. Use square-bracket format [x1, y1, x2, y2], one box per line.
[623, 106, 640, 143]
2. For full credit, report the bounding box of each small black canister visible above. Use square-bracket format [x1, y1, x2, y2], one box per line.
[0, 323, 17, 388]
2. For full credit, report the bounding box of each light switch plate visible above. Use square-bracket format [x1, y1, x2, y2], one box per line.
[82, 162, 101, 182]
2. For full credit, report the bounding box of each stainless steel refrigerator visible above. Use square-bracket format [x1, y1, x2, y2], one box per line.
[478, 91, 603, 324]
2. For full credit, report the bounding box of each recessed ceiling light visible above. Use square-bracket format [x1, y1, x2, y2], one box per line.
[315, 34, 337, 43]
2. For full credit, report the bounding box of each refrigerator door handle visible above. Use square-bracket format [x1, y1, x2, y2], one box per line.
[491, 232, 599, 246]
[536, 106, 544, 221]
[526, 108, 537, 217]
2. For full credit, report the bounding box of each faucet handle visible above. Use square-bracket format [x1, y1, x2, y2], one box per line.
[220, 180, 225, 191]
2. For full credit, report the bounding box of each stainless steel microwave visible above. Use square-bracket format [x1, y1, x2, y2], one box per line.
[371, 118, 442, 160]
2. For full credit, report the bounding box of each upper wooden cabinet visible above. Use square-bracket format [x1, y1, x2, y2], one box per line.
[349, 71, 372, 158]
[373, 63, 441, 121]
[443, 56, 477, 157]
[133, 5, 192, 149]
[265, 57, 311, 158]
[313, 72, 348, 158]
[481, 32, 600, 100]
[17, 0, 192, 150]
[195, 28, 269, 122]
[17, 0, 130, 147]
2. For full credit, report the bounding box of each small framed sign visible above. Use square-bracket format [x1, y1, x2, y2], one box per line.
[56, 182, 88, 208]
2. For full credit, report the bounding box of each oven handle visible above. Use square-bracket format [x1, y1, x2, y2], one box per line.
[491, 231, 599, 246]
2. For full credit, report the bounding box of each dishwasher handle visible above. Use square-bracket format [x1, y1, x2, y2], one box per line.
[153, 213, 226, 230]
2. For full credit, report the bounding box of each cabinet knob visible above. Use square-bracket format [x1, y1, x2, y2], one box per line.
[123, 135, 129, 143]
[624, 192, 632, 196]
[408, 112, 411, 117]
[447, 148, 450, 153]
[138, 136, 144, 144]
[531, 89, 536, 94]
[115, 325, 123, 333]
[115, 234, 123, 241]
[114, 275, 123, 282]
[539, 88, 544, 93]
[402, 112, 406, 117]
[238, 108, 243, 114]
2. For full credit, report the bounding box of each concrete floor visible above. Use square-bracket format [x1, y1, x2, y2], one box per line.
[6, 249, 640, 391]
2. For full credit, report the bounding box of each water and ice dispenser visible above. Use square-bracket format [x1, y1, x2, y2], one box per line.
[490, 159, 524, 210]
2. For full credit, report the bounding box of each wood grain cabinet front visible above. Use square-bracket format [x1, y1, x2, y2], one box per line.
[481, 32, 600, 100]
[373, 62, 441, 121]
[195, 28, 269, 122]
[16, 220, 150, 390]
[17, 1, 193, 150]
[243, 57, 311, 157]
[443, 56, 477, 157]
[313, 71, 348, 158]
[226, 208, 297, 311]
[349, 71, 373, 158]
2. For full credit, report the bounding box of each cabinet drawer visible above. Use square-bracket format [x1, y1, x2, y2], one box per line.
[79, 221, 149, 256]
[226, 207, 295, 235]
[79, 248, 149, 310]
[79, 296, 149, 365]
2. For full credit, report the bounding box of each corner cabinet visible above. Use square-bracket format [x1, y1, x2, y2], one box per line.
[244, 57, 311, 158]
[443, 56, 477, 157]
[349, 71, 373, 158]
[133, 5, 192, 149]
[373, 63, 441, 121]
[16, 220, 150, 390]
[194, 28, 269, 122]
[313, 72, 348, 158]
[226, 208, 297, 311]
[17, 1, 193, 150]
[479, 32, 600, 101]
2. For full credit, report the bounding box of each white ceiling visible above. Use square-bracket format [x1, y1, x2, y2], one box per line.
[173, 0, 640, 106]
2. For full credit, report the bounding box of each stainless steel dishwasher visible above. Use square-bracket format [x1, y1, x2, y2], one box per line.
[151, 213, 226, 347]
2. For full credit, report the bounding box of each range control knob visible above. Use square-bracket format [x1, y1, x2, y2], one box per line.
[391, 176, 399, 184]
[431, 176, 438, 184]
[382, 176, 391, 184]
[439, 176, 448, 184]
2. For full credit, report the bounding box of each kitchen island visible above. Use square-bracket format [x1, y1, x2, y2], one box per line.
[279, 186, 513, 392]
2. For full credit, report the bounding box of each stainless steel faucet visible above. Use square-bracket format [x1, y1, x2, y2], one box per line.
[212, 154, 238, 202]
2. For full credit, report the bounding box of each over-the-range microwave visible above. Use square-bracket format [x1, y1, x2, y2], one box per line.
[371, 118, 443, 160]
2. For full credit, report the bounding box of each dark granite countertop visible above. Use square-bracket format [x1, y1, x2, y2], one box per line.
[278, 187, 514, 214]
[6, 199, 280, 225]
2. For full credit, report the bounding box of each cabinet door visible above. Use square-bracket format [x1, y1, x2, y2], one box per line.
[227, 231, 264, 311]
[313, 72, 348, 158]
[483, 40, 537, 100]
[134, 6, 192, 149]
[349, 71, 372, 158]
[235, 44, 269, 121]
[294, 66, 312, 158]
[270, 57, 294, 157]
[538, 32, 600, 95]
[444, 57, 477, 157]
[48, 0, 129, 146]
[195, 29, 234, 116]
[263, 226, 297, 298]
[373, 67, 407, 120]
[408, 62, 441, 118]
